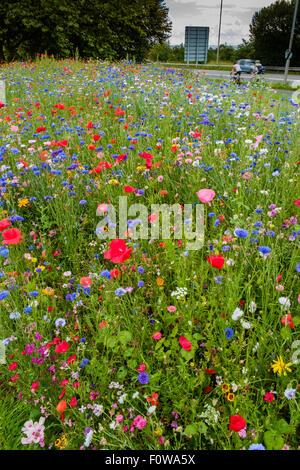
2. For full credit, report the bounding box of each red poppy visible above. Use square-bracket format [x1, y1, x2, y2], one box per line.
[204, 369, 216, 374]
[55, 340, 70, 354]
[140, 152, 153, 160]
[0, 218, 11, 232]
[124, 186, 135, 193]
[264, 392, 274, 402]
[69, 396, 78, 407]
[36, 127, 46, 132]
[110, 269, 121, 278]
[104, 239, 132, 264]
[281, 314, 294, 328]
[179, 336, 192, 351]
[229, 415, 246, 431]
[2, 228, 22, 245]
[56, 399, 67, 412]
[207, 254, 225, 269]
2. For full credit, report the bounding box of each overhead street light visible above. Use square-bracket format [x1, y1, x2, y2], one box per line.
[216, 0, 223, 65]
[284, 0, 299, 84]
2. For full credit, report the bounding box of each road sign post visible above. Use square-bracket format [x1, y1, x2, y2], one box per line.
[184, 27, 209, 65]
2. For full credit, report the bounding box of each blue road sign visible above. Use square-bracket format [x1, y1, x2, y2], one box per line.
[184, 26, 209, 64]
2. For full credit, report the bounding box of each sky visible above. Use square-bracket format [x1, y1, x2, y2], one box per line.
[165, 0, 276, 46]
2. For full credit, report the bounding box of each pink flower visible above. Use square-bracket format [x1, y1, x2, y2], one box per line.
[167, 305, 176, 312]
[137, 363, 146, 372]
[21, 417, 46, 447]
[179, 336, 192, 351]
[157, 175, 163, 182]
[153, 332, 162, 340]
[116, 414, 123, 423]
[97, 203, 108, 213]
[196, 188, 215, 206]
[148, 213, 159, 223]
[133, 415, 147, 430]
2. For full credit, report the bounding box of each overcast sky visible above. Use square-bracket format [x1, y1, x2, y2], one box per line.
[165, 0, 276, 46]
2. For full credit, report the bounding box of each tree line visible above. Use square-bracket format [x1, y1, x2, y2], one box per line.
[0, 0, 299, 66]
[0, 0, 171, 62]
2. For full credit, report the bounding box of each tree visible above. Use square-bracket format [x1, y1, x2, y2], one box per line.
[0, 0, 172, 62]
[249, 0, 300, 66]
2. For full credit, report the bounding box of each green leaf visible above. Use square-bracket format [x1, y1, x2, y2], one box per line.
[184, 424, 198, 436]
[264, 430, 284, 450]
[106, 337, 117, 349]
[274, 419, 291, 434]
[119, 330, 132, 345]
[181, 349, 194, 361]
[280, 327, 291, 340]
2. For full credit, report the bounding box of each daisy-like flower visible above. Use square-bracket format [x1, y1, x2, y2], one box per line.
[270, 356, 292, 376]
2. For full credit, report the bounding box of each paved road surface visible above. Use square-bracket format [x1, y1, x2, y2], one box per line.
[192, 69, 300, 87]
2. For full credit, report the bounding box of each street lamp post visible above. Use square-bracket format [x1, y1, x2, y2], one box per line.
[284, 0, 299, 84]
[216, 0, 223, 65]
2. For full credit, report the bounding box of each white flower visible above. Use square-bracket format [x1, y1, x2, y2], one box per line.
[147, 406, 156, 414]
[232, 307, 243, 321]
[278, 297, 291, 311]
[249, 301, 257, 313]
[109, 421, 117, 430]
[132, 391, 139, 399]
[216, 376, 223, 385]
[226, 258, 235, 266]
[118, 393, 127, 404]
[84, 429, 93, 447]
[231, 383, 238, 392]
[240, 319, 251, 329]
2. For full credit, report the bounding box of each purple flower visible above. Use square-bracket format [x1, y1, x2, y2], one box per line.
[138, 372, 149, 384]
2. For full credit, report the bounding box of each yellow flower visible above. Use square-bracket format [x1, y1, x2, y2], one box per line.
[136, 165, 146, 172]
[154, 428, 162, 436]
[18, 198, 30, 207]
[108, 179, 118, 185]
[222, 383, 230, 393]
[35, 265, 45, 272]
[42, 287, 54, 296]
[270, 356, 292, 376]
[190, 362, 195, 367]
[226, 392, 235, 402]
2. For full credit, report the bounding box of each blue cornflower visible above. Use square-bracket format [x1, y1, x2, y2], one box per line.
[9, 311, 21, 319]
[0, 291, 9, 300]
[284, 388, 296, 400]
[79, 200, 87, 205]
[137, 281, 144, 287]
[234, 229, 248, 238]
[225, 328, 234, 339]
[138, 267, 145, 274]
[138, 372, 149, 384]
[296, 263, 300, 273]
[24, 307, 32, 314]
[80, 358, 89, 367]
[29, 291, 39, 297]
[258, 246, 271, 254]
[248, 444, 265, 450]
[55, 318, 66, 327]
[100, 270, 111, 279]
[115, 288, 126, 296]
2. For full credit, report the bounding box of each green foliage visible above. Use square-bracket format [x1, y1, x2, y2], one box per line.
[249, 0, 300, 66]
[0, 0, 172, 62]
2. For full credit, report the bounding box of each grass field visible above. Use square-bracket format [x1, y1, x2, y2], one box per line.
[0, 57, 299, 451]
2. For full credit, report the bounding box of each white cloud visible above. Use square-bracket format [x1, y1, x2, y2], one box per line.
[166, 0, 276, 45]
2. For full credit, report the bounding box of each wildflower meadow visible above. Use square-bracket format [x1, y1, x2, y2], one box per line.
[0, 57, 299, 451]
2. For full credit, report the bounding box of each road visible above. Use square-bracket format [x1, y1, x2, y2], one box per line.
[192, 69, 300, 87]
